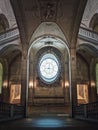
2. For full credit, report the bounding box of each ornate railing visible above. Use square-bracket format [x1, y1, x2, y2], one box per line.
[0, 26, 98, 46]
[74, 101, 98, 122]
[79, 27, 98, 44]
[0, 102, 25, 122]
[0, 27, 20, 45]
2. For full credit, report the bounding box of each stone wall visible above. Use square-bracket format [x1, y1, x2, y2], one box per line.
[9, 55, 21, 104]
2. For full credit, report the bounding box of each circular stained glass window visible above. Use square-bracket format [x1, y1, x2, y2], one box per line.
[38, 53, 60, 83]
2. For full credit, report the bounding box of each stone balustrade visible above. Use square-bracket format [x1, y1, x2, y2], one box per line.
[0, 102, 25, 122]
[79, 27, 98, 44]
[74, 101, 98, 122]
[0, 27, 20, 46]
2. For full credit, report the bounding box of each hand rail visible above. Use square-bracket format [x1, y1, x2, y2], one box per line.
[0, 102, 25, 122]
[74, 101, 98, 122]
[0, 27, 20, 45]
[79, 27, 98, 43]
[0, 26, 98, 46]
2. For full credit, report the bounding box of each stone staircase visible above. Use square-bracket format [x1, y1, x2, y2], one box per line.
[28, 104, 70, 117]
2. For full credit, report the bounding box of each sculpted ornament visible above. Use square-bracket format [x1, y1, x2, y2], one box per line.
[40, 1, 57, 21]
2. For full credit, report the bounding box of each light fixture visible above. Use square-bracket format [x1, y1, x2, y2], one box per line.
[29, 81, 33, 88]
[65, 81, 69, 88]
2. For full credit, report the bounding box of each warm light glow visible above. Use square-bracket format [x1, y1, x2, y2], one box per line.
[29, 81, 33, 88]
[3, 81, 8, 88]
[34, 80, 37, 88]
[91, 81, 95, 87]
[61, 80, 64, 88]
[65, 81, 69, 88]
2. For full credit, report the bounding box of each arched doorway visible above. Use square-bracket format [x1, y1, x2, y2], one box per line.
[26, 22, 72, 117]
[0, 14, 9, 32]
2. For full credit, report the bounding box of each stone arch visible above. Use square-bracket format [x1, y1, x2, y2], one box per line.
[0, 58, 8, 102]
[26, 22, 72, 117]
[29, 22, 68, 47]
[89, 13, 98, 32]
[0, 13, 9, 32]
[76, 43, 98, 103]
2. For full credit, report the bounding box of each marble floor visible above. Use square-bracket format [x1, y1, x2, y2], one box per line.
[0, 114, 98, 130]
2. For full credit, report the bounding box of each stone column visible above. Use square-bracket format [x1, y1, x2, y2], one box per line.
[70, 48, 77, 117]
[21, 50, 28, 116]
[2, 60, 9, 102]
[89, 58, 97, 102]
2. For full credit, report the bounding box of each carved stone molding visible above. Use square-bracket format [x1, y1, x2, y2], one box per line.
[39, 0, 59, 22]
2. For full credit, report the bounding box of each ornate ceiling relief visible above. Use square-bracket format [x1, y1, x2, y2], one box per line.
[39, 0, 59, 22]
[24, 0, 40, 18]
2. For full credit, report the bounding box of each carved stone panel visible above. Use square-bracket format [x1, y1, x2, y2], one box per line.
[39, 0, 59, 21]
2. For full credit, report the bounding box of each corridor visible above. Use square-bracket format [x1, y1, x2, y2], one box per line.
[0, 0, 98, 129]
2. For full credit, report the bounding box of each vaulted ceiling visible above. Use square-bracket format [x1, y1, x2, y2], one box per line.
[10, 0, 87, 50]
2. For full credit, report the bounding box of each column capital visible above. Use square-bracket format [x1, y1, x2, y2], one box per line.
[22, 50, 28, 59]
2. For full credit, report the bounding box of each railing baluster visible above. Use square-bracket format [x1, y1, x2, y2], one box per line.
[0, 26, 98, 46]
[0, 102, 24, 122]
[74, 101, 98, 121]
[0, 27, 20, 45]
[79, 27, 98, 43]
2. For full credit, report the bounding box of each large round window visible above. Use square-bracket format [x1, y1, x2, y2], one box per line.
[38, 53, 60, 83]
